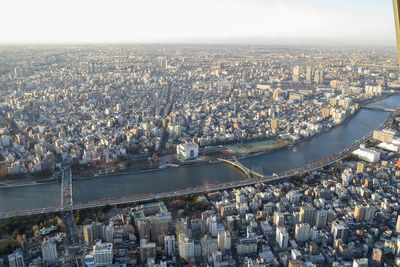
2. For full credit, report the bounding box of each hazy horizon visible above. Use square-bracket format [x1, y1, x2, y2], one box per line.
[0, 0, 397, 46]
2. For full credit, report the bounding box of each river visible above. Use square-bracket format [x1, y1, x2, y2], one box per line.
[0, 95, 399, 213]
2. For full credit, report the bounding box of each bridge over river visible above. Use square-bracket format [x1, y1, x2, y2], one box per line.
[0, 105, 399, 220]
[362, 106, 395, 112]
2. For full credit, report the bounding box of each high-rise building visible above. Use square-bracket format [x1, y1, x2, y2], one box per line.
[331, 221, 349, 242]
[354, 205, 366, 222]
[8, 252, 24, 267]
[41, 241, 58, 263]
[151, 213, 172, 243]
[138, 218, 151, 240]
[93, 242, 113, 266]
[140, 239, 156, 264]
[83, 224, 94, 247]
[105, 225, 114, 243]
[178, 235, 194, 261]
[201, 236, 218, 257]
[273, 211, 284, 227]
[313, 210, 328, 229]
[276, 227, 289, 249]
[223, 231, 231, 250]
[271, 119, 279, 133]
[373, 129, 396, 143]
[299, 206, 315, 226]
[208, 216, 218, 237]
[164, 235, 175, 256]
[295, 223, 310, 242]
[292, 66, 300, 82]
[364, 206, 376, 221]
[319, 70, 324, 84]
[306, 66, 312, 83]
[92, 222, 105, 240]
[372, 248, 382, 262]
[356, 162, 365, 174]
[236, 238, 257, 255]
[396, 215, 400, 233]
[314, 70, 323, 84]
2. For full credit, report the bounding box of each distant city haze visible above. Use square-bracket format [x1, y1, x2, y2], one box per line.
[0, 0, 396, 45]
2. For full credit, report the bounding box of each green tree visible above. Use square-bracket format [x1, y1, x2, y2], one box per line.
[75, 210, 81, 224]
[12, 230, 20, 240]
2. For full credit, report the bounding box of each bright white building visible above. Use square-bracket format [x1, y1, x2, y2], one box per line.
[353, 258, 369, 267]
[352, 146, 380, 163]
[93, 242, 113, 266]
[341, 168, 353, 186]
[276, 227, 288, 249]
[8, 251, 24, 267]
[164, 235, 175, 256]
[177, 142, 199, 160]
[178, 235, 194, 261]
[208, 215, 217, 237]
[377, 142, 400, 152]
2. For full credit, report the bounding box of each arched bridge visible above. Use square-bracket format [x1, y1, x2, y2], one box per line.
[218, 157, 265, 179]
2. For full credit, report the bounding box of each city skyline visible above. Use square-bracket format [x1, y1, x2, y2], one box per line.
[0, 0, 396, 46]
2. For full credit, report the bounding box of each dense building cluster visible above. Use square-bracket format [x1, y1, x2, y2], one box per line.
[4, 123, 400, 266]
[0, 46, 399, 178]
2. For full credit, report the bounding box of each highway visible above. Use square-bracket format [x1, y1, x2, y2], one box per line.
[0, 106, 398, 220]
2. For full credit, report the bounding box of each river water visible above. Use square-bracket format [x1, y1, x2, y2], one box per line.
[0, 95, 399, 213]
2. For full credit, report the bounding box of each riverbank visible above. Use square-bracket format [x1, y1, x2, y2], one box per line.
[0, 179, 58, 189]
[0, 96, 396, 212]
[1, 93, 397, 188]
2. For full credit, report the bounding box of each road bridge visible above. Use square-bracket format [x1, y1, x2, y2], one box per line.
[61, 167, 73, 206]
[218, 158, 265, 179]
[362, 106, 395, 112]
[1, 105, 400, 220]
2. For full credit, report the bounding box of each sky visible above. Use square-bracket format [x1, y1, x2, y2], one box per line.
[0, 0, 396, 45]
